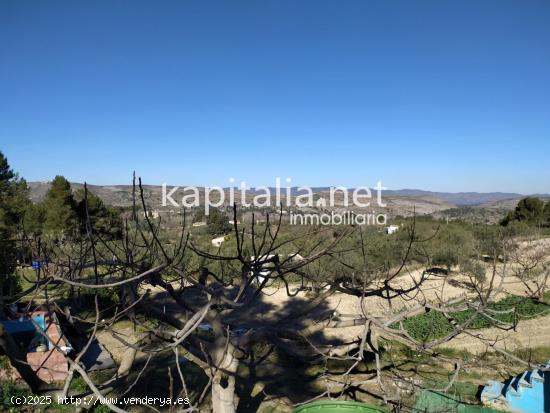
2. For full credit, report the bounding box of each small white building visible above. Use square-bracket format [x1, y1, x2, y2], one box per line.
[211, 236, 226, 247]
[385, 225, 400, 235]
[143, 210, 160, 219]
[192, 221, 206, 227]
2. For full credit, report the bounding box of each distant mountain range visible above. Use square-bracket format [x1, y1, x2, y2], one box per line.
[27, 182, 548, 222]
[29, 182, 550, 206]
[29, 182, 541, 207]
[263, 187, 543, 206]
[378, 189, 529, 206]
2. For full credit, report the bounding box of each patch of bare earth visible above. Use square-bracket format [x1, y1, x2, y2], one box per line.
[440, 313, 550, 354]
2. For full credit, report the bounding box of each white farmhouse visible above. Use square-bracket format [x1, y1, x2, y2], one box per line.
[143, 210, 160, 219]
[211, 236, 226, 247]
[384, 225, 399, 235]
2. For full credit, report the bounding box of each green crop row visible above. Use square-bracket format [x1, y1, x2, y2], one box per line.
[391, 295, 550, 342]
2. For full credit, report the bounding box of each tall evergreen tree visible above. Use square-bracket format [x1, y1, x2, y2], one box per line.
[22, 202, 45, 236]
[0, 152, 30, 228]
[501, 196, 545, 226]
[74, 188, 122, 238]
[514, 197, 544, 222]
[0, 151, 28, 299]
[42, 175, 77, 235]
[543, 201, 550, 227]
[206, 209, 231, 235]
[0, 152, 15, 193]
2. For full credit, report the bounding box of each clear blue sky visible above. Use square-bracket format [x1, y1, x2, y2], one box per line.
[1, 1, 549, 193]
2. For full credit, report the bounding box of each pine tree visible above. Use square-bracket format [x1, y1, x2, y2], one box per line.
[0, 152, 15, 193]
[0, 151, 28, 299]
[74, 188, 122, 238]
[543, 201, 550, 227]
[42, 175, 77, 235]
[501, 197, 545, 226]
[206, 209, 231, 235]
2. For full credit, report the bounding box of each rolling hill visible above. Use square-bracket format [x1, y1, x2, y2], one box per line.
[28, 182, 545, 221]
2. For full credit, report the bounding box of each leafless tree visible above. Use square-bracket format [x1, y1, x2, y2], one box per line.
[1, 178, 548, 413]
[507, 234, 550, 301]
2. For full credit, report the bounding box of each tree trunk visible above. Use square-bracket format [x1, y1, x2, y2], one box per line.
[120, 282, 138, 319]
[211, 346, 239, 413]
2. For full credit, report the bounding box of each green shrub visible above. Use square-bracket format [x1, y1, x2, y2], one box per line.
[392, 295, 549, 342]
[0, 380, 31, 412]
